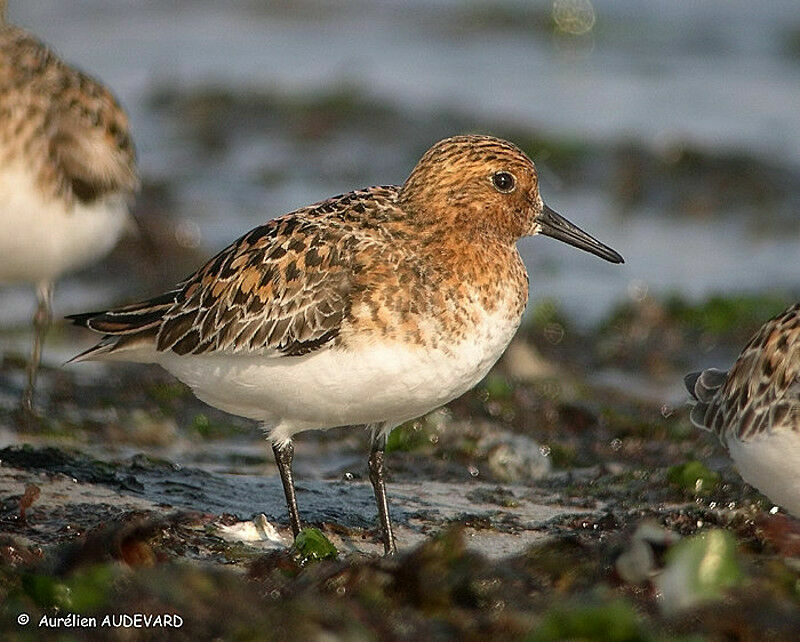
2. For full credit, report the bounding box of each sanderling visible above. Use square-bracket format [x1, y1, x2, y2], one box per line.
[69, 135, 623, 553]
[0, 4, 138, 417]
[685, 302, 800, 517]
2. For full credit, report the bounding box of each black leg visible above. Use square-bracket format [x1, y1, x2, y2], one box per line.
[273, 441, 302, 537]
[21, 281, 53, 419]
[369, 435, 397, 555]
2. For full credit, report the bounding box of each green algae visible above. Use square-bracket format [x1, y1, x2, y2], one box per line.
[667, 461, 720, 496]
[658, 530, 742, 614]
[483, 374, 515, 401]
[385, 421, 433, 453]
[664, 293, 792, 337]
[147, 381, 189, 406]
[528, 600, 650, 642]
[23, 565, 115, 612]
[293, 528, 338, 564]
[188, 412, 244, 439]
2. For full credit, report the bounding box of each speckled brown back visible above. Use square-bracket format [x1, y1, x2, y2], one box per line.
[0, 23, 138, 205]
[692, 303, 800, 443]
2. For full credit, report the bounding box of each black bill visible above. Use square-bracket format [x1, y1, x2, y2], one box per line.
[537, 204, 624, 264]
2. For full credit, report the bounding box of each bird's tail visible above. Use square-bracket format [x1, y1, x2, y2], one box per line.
[67, 289, 177, 334]
[684, 368, 727, 430]
[66, 289, 178, 362]
[67, 335, 121, 363]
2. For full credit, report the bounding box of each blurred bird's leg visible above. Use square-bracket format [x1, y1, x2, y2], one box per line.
[273, 440, 302, 538]
[20, 281, 53, 419]
[369, 428, 397, 555]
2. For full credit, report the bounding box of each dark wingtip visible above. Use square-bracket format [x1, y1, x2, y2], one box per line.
[684, 371, 701, 397]
[65, 311, 102, 327]
[690, 403, 709, 430]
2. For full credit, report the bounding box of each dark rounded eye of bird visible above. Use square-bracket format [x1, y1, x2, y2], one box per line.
[491, 171, 516, 193]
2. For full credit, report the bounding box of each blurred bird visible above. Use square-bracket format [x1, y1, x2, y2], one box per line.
[69, 135, 623, 554]
[686, 302, 800, 517]
[0, 2, 138, 419]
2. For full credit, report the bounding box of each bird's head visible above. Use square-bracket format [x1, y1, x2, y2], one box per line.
[401, 135, 623, 264]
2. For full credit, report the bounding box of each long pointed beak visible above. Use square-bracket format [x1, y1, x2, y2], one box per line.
[536, 204, 624, 264]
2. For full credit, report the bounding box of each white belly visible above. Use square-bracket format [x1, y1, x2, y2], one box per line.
[155, 307, 522, 444]
[728, 429, 800, 517]
[0, 162, 129, 284]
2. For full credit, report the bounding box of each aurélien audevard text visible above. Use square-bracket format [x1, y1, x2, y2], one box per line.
[38, 613, 183, 628]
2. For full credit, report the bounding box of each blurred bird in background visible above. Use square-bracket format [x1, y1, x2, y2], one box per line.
[0, 0, 138, 421]
[686, 303, 800, 518]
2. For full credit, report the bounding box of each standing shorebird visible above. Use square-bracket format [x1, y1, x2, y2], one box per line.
[69, 135, 623, 553]
[0, 2, 138, 418]
[685, 303, 800, 517]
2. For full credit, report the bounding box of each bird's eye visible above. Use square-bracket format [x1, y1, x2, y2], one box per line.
[491, 171, 516, 193]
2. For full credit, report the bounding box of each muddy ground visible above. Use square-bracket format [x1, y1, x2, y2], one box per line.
[0, 289, 799, 641]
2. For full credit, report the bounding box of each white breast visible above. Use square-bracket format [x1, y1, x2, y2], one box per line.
[728, 429, 800, 517]
[0, 162, 129, 284]
[156, 303, 523, 444]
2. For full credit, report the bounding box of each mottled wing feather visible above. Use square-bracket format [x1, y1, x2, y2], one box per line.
[155, 214, 356, 356]
[68, 187, 409, 360]
[687, 303, 800, 443]
[0, 25, 138, 204]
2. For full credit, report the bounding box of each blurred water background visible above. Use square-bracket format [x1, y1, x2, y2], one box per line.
[3, 0, 800, 331]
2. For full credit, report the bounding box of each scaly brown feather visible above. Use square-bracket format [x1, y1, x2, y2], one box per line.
[687, 303, 800, 443]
